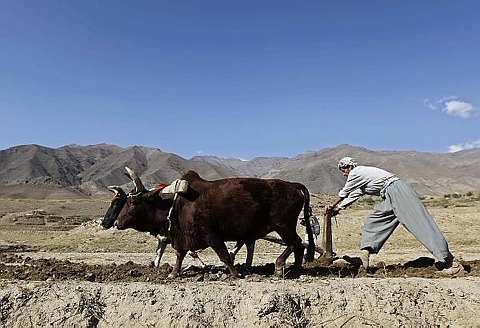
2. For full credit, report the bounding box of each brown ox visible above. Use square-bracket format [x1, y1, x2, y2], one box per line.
[101, 167, 315, 277]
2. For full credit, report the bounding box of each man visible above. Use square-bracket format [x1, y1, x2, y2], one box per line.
[325, 157, 464, 275]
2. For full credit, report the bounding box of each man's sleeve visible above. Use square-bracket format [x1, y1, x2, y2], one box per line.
[338, 171, 368, 198]
[337, 188, 364, 209]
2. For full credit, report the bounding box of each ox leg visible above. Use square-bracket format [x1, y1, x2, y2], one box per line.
[153, 237, 168, 268]
[245, 241, 255, 269]
[293, 241, 305, 268]
[189, 251, 206, 268]
[209, 240, 240, 277]
[275, 245, 295, 276]
[168, 249, 187, 278]
[275, 230, 305, 276]
[229, 241, 244, 263]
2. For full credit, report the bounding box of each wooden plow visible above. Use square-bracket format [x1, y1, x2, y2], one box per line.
[318, 207, 335, 265]
[261, 235, 324, 256]
[261, 207, 336, 265]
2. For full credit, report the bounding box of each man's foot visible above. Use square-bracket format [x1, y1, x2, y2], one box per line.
[360, 249, 370, 270]
[436, 260, 465, 276]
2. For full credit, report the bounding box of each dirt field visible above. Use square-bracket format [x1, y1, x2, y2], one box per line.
[1, 195, 479, 327]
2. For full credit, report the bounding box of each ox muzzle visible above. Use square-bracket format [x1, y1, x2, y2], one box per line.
[101, 186, 127, 229]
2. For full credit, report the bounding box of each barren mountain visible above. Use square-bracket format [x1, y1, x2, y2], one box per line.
[78, 146, 238, 195]
[0, 144, 238, 197]
[194, 144, 480, 195]
[0, 144, 121, 186]
[191, 156, 290, 177]
[0, 143, 478, 198]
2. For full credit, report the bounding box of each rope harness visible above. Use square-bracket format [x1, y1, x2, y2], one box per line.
[166, 193, 179, 234]
[160, 179, 188, 235]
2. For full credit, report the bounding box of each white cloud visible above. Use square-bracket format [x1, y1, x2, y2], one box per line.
[448, 139, 480, 153]
[423, 96, 476, 118]
[423, 98, 436, 110]
[438, 95, 458, 103]
[443, 100, 475, 118]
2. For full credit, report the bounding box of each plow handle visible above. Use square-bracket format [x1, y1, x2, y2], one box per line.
[322, 210, 334, 259]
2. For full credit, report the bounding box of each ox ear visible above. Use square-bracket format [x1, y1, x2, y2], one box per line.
[125, 167, 146, 194]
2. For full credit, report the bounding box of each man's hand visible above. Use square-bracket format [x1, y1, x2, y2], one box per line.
[324, 205, 333, 215]
[324, 205, 340, 217]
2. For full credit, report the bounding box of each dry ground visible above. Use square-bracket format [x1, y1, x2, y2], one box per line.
[0, 194, 479, 327]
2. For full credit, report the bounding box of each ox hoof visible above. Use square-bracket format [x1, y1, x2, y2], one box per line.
[229, 272, 242, 279]
[243, 267, 252, 276]
[227, 267, 242, 279]
[167, 272, 179, 279]
[274, 268, 284, 278]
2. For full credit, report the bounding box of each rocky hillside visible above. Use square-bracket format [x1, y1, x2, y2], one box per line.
[194, 145, 480, 195]
[0, 144, 236, 197]
[0, 144, 479, 197]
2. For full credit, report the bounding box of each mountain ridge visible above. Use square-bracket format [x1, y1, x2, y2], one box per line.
[0, 143, 479, 198]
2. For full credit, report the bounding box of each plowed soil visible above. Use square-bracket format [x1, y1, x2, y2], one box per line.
[0, 253, 478, 283]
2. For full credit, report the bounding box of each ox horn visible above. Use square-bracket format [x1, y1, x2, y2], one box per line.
[107, 186, 126, 197]
[125, 167, 146, 194]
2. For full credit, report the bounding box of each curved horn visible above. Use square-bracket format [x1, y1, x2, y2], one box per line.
[107, 186, 126, 197]
[125, 167, 146, 193]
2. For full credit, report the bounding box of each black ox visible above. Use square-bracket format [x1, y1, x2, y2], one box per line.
[101, 167, 315, 277]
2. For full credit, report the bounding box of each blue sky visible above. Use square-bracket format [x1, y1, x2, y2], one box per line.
[1, 1, 479, 159]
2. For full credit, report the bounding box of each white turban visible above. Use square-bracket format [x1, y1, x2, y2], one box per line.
[338, 157, 358, 169]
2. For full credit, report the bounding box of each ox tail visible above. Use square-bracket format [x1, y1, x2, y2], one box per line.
[297, 183, 315, 262]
